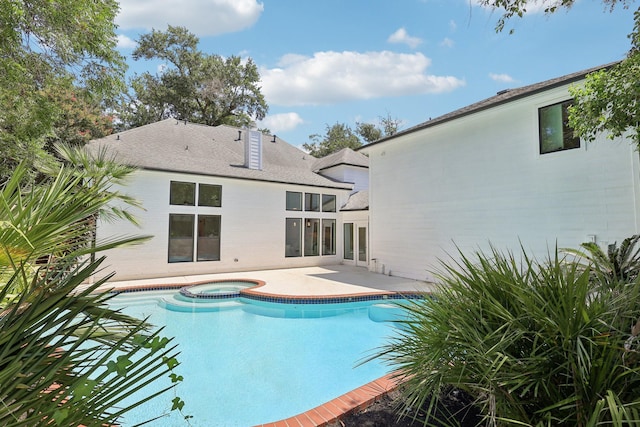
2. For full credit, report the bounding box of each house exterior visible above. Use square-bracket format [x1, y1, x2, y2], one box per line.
[88, 119, 370, 280]
[360, 62, 640, 282]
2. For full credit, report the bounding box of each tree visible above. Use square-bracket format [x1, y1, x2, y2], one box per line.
[476, 0, 627, 33]
[356, 113, 402, 144]
[304, 114, 403, 157]
[0, 0, 124, 182]
[569, 10, 640, 147]
[304, 122, 363, 157]
[120, 26, 268, 129]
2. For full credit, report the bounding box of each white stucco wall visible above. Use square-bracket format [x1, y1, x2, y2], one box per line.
[95, 170, 351, 280]
[364, 84, 640, 281]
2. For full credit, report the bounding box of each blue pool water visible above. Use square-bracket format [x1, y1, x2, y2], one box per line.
[107, 290, 403, 427]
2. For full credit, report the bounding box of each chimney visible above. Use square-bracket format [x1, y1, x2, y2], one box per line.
[244, 128, 262, 170]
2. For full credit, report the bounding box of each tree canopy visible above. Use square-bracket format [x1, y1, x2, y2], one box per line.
[0, 0, 123, 181]
[303, 114, 402, 157]
[120, 26, 268, 129]
[476, 0, 630, 32]
[569, 9, 640, 147]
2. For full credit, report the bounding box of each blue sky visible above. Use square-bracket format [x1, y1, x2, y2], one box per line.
[114, 0, 634, 148]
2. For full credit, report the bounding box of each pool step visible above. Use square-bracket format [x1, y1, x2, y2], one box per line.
[159, 296, 244, 312]
[368, 303, 408, 323]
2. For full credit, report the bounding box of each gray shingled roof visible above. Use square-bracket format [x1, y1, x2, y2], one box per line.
[312, 148, 369, 172]
[361, 62, 619, 149]
[340, 190, 369, 211]
[86, 119, 353, 189]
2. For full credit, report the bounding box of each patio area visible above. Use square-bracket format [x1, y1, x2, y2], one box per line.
[97, 264, 437, 297]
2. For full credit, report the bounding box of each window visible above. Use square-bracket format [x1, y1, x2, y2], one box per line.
[170, 181, 195, 205]
[197, 215, 221, 261]
[304, 218, 320, 256]
[322, 194, 336, 212]
[199, 184, 222, 207]
[286, 192, 302, 211]
[358, 226, 367, 262]
[285, 218, 302, 257]
[322, 219, 336, 255]
[168, 214, 194, 262]
[344, 223, 354, 260]
[539, 101, 580, 154]
[305, 193, 320, 211]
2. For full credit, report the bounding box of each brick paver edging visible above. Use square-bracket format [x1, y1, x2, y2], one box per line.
[253, 372, 405, 427]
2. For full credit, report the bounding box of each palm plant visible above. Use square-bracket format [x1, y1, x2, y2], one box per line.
[0, 154, 187, 426]
[563, 235, 640, 290]
[376, 245, 640, 426]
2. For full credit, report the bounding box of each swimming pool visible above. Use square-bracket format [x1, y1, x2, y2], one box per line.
[107, 289, 407, 427]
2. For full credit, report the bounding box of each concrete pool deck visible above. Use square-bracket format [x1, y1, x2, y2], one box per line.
[98, 265, 435, 427]
[98, 264, 436, 296]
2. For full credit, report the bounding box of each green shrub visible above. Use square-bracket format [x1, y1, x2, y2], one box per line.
[377, 245, 640, 426]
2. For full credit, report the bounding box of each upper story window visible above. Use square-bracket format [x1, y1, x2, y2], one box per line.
[322, 194, 336, 212]
[286, 191, 302, 211]
[171, 181, 222, 206]
[198, 184, 222, 207]
[170, 181, 195, 205]
[539, 100, 580, 154]
[305, 193, 320, 212]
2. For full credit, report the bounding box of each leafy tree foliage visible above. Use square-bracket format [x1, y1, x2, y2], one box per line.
[569, 9, 640, 147]
[476, 0, 629, 33]
[0, 0, 123, 182]
[121, 26, 268, 129]
[304, 122, 363, 158]
[304, 114, 402, 157]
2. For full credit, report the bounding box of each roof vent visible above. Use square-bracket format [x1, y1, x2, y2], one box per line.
[497, 89, 511, 96]
[244, 129, 263, 170]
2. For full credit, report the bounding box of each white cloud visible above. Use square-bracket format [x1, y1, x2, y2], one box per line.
[116, 0, 264, 36]
[449, 20, 457, 32]
[116, 34, 137, 49]
[489, 72, 515, 83]
[387, 28, 423, 49]
[259, 112, 304, 134]
[440, 37, 455, 48]
[260, 51, 465, 107]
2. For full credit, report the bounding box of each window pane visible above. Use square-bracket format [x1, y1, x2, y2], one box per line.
[344, 223, 354, 260]
[286, 192, 302, 211]
[168, 214, 194, 262]
[322, 194, 336, 212]
[539, 101, 580, 154]
[304, 193, 320, 211]
[322, 219, 336, 255]
[304, 218, 320, 256]
[170, 181, 195, 205]
[358, 226, 367, 262]
[197, 215, 220, 261]
[285, 218, 302, 257]
[199, 184, 222, 207]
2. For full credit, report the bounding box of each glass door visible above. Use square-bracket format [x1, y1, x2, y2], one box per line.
[357, 225, 367, 266]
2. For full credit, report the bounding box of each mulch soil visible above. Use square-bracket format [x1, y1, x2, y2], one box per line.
[328, 387, 484, 427]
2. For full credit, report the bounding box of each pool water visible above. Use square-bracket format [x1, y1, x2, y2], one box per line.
[108, 291, 401, 427]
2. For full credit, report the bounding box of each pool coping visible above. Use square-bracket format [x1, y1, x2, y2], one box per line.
[107, 279, 421, 426]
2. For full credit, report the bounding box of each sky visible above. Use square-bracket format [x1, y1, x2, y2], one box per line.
[113, 0, 635, 148]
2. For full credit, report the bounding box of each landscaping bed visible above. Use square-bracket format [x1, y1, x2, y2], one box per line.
[329, 387, 483, 427]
